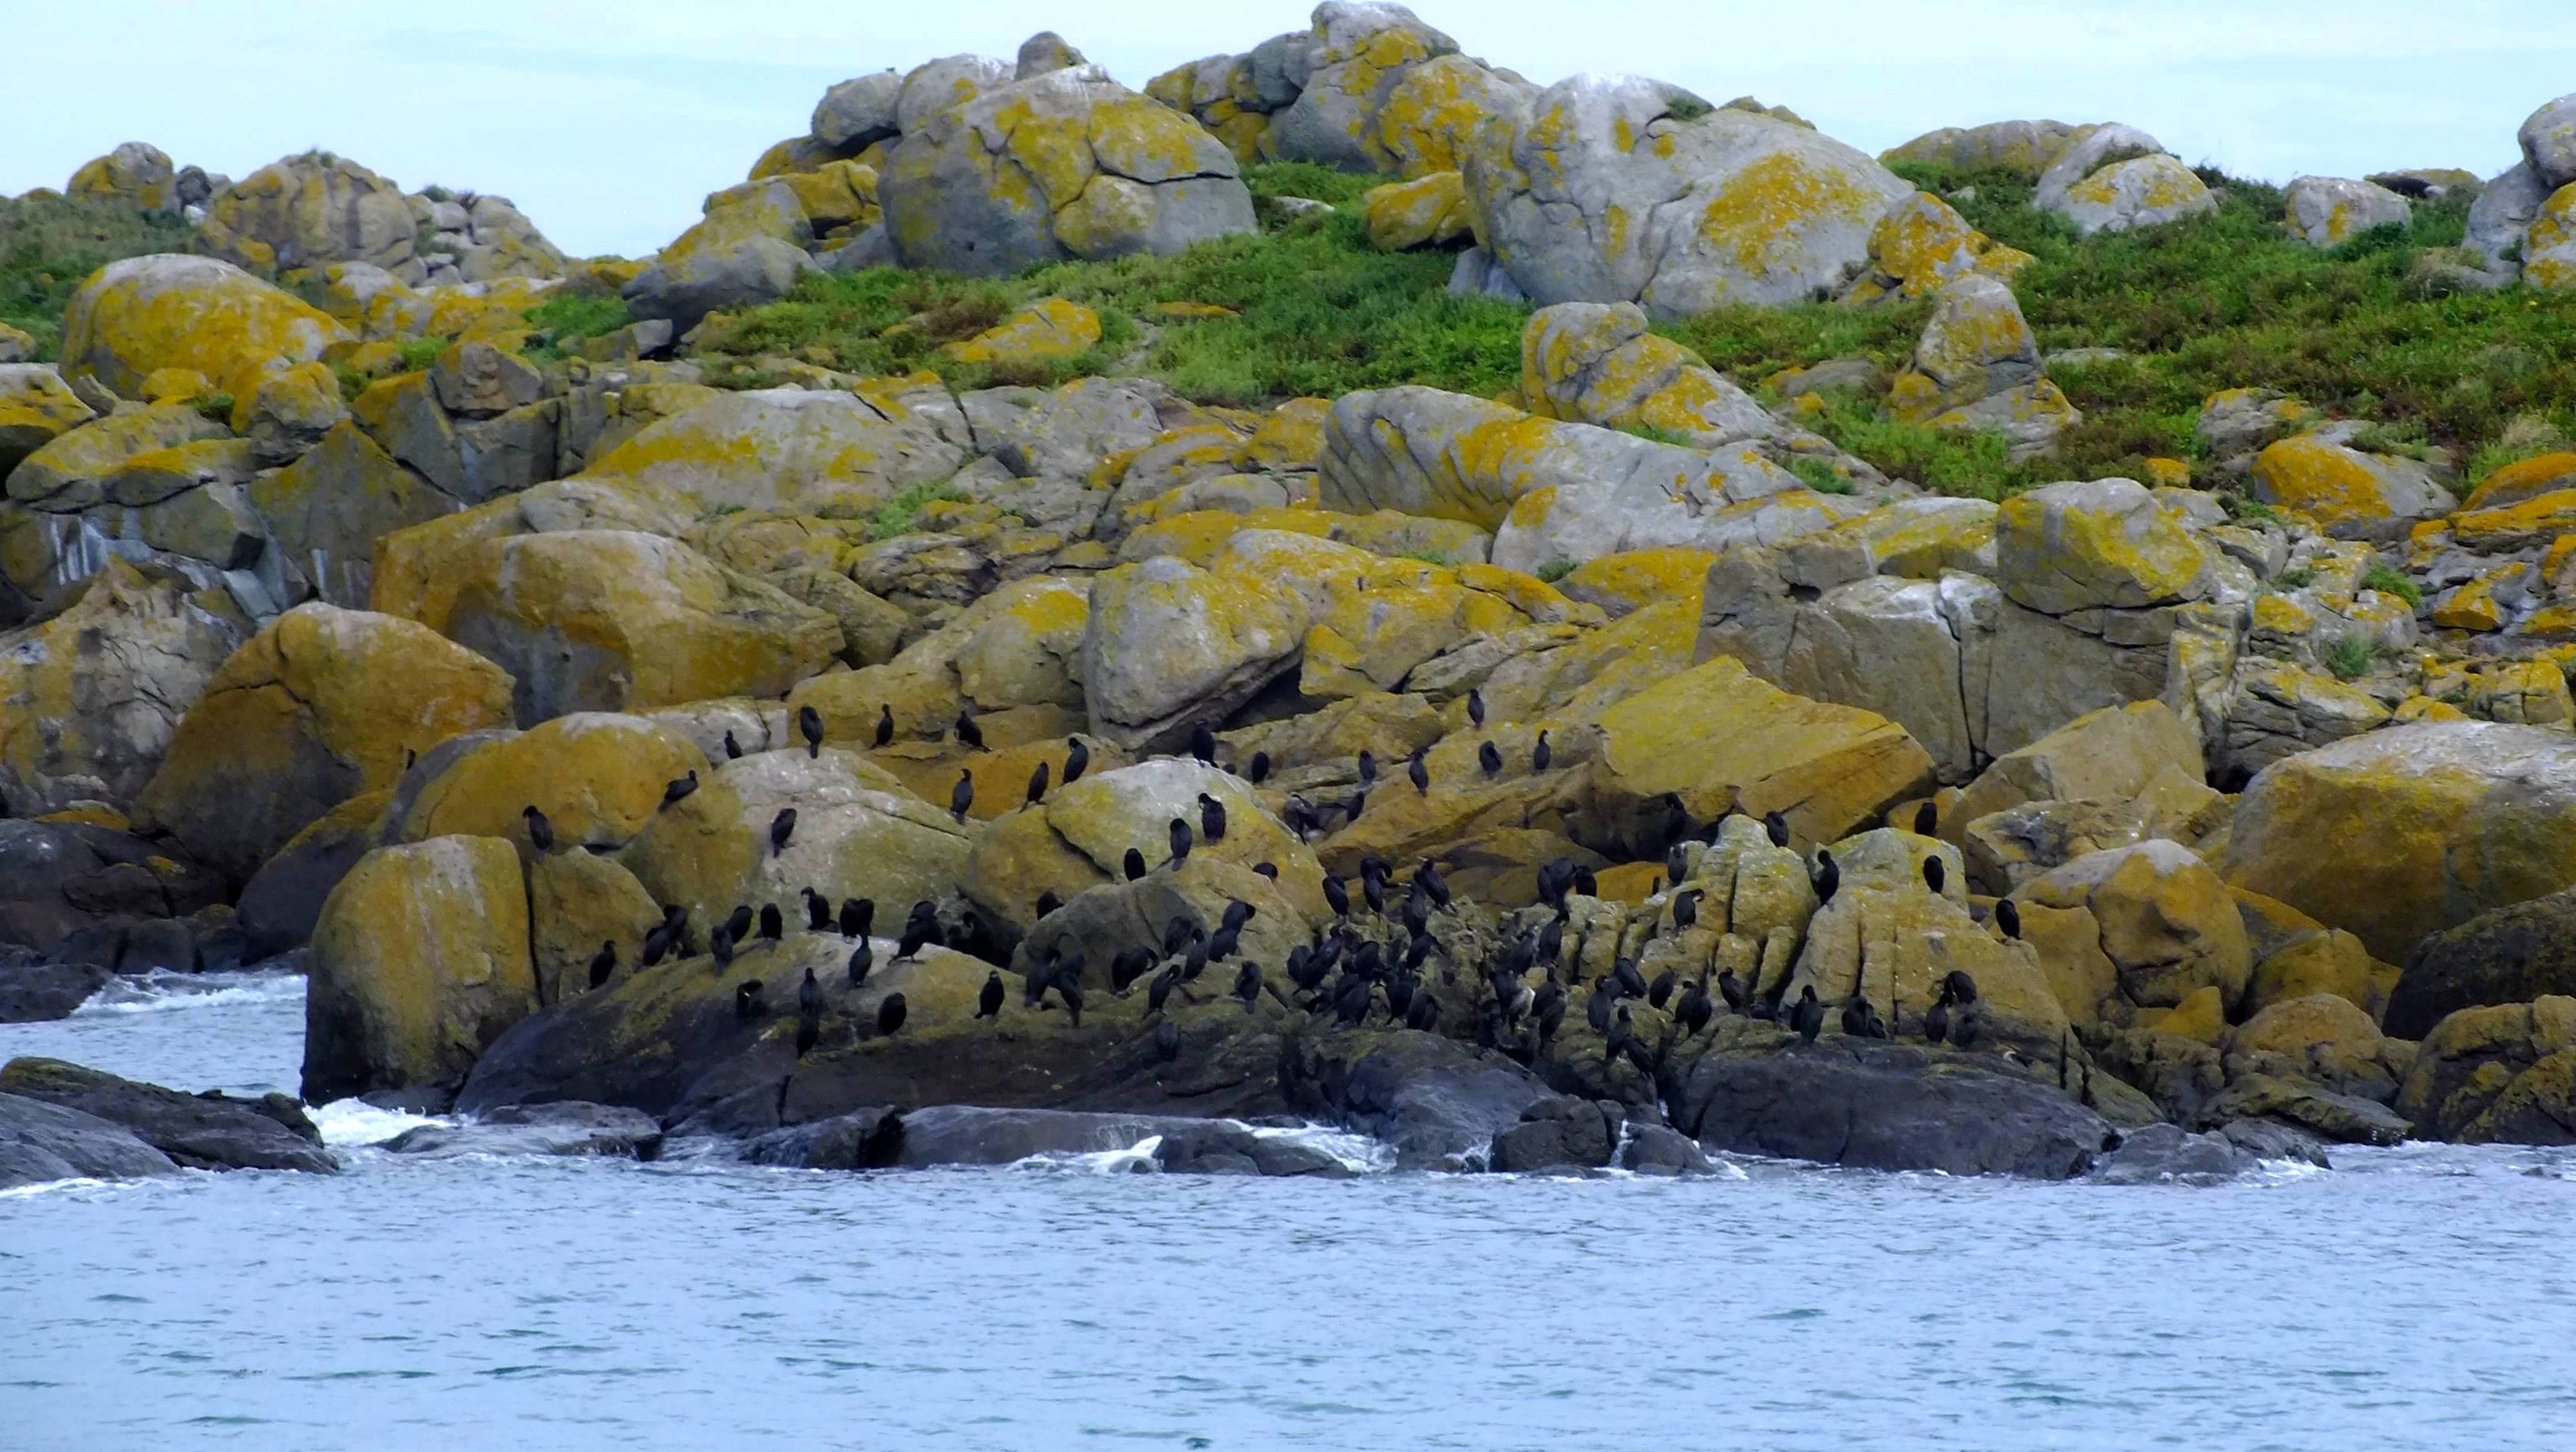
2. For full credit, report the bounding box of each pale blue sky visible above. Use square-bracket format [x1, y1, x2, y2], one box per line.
[6, 1, 2573, 259]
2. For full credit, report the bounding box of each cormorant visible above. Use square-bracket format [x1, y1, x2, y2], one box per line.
[1206, 923, 1243, 963]
[1587, 978, 1616, 1033]
[841, 898, 872, 940]
[955, 708, 984, 750]
[1345, 786, 1367, 823]
[1164, 915, 1198, 957]
[876, 993, 908, 1035]
[799, 704, 825, 758]
[1612, 957, 1649, 1001]
[641, 922, 674, 967]
[1146, 965, 1179, 1015]
[1248, 749, 1270, 785]
[1124, 848, 1148, 881]
[710, 924, 736, 969]
[1943, 969, 1980, 1005]
[1168, 816, 1193, 867]
[797, 964, 823, 1030]
[1060, 978, 1085, 1029]
[1467, 687, 1486, 729]
[950, 770, 975, 822]
[1407, 748, 1429, 796]
[1323, 874, 1350, 919]
[1789, 985, 1824, 1044]
[1155, 1018, 1182, 1060]
[723, 905, 754, 943]
[1671, 889, 1700, 934]
[1572, 869, 1597, 898]
[1914, 800, 1939, 837]
[895, 915, 932, 962]
[1062, 736, 1090, 786]
[1035, 890, 1062, 920]
[1649, 967, 1679, 1010]
[1198, 793, 1227, 843]
[758, 904, 783, 941]
[587, 941, 617, 990]
[848, 940, 873, 988]
[1221, 899, 1255, 931]
[1534, 978, 1566, 1044]
[978, 970, 1005, 1019]
[1535, 915, 1563, 967]
[1478, 740, 1503, 779]
[1233, 960, 1263, 1011]
[770, 807, 797, 856]
[1765, 811, 1791, 848]
[804, 889, 830, 931]
[1923, 856, 1945, 896]
[1676, 977, 1713, 1035]
[1332, 972, 1374, 1025]
[1110, 946, 1156, 993]
[1993, 899, 2021, 941]
[1253, 862, 1279, 879]
[1405, 990, 1439, 1031]
[1531, 730, 1551, 773]
[874, 704, 896, 749]
[1813, 849, 1840, 906]
[523, 804, 554, 854]
[1182, 938, 1212, 983]
[662, 770, 698, 808]
[1190, 721, 1218, 766]
[1923, 985, 1953, 1046]
[1605, 1003, 1635, 1063]
[1716, 968, 1747, 1014]
[1357, 749, 1377, 788]
[735, 980, 764, 1020]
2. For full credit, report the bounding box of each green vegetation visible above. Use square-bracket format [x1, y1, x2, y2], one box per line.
[1787, 457, 1854, 495]
[2324, 633, 2381, 681]
[2276, 565, 2319, 589]
[1534, 557, 1578, 583]
[0, 191, 195, 357]
[189, 392, 234, 423]
[1618, 422, 1695, 447]
[2361, 563, 2423, 607]
[1395, 547, 1457, 566]
[866, 479, 965, 541]
[393, 335, 445, 371]
[523, 287, 634, 362]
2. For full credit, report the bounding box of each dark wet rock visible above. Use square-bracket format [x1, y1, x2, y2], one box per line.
[1279, 1026, 1552, 1169]
[1618, 1123, 1711, 1176]
[0, 1056, 335, 1174]
[0, 1091, 180, 1189]
[2195, 1071, 2409, 1146]
[2091, 1123, 2257, 1184]
[2217, 1118, 2331, 1167]
[386, 1102, 664, 1159]
[1151, 1122, 1355, 1177]
[2388, 887, 2576, 1040]
[1488, 1094, 1620, 1173]
[892, 1104, 1202, 1167]
[742, 1107, 906, 1169]
[358, 1081, 454, 1117]
[0, 819, 225, 954]
[0, 950, 108, 1022]
[1663, 1022, 2116, 1179]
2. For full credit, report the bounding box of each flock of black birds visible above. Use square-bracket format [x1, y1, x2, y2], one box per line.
[527, 681, 2030, 1090]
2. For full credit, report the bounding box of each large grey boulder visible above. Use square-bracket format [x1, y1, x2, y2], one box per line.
[1463, 73, 1914, 316]
[1880, 119, 2084, 177]
[2519, 93, 2576, 190]
[199, 153, 422, 280]
[2033, 124, 2214, 236]
[2388, 886, 2576, 1040]
[880, 68, 1254, 277]
[1278, 1027, 1552, 1169]
[621, 182, 818, 333]
[1265, 3, 1459, 171]
[2283, 176, 2412, 248]
[2465, 162, 2551, 275]
[0, 1055, 335, 1174]
[812, 71, 904, 151]
[0, 1092, 179, 1189]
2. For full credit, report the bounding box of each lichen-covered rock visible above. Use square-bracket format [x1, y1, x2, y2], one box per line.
[2247, 434, 2452, 541]
[1262, 3, 1460, 172]
[2393, 995, 2576, 1145]
[881, 68, 1254, 277]
[939, 298, 1101, 367]
[2521, 179, 2576, 292]
[2018, 839, 2254, 1020]
[67, 143, 177, 211]
[0, 817, 226, 956]
[2519, 93, 2576, 190]
[1887, 274, 2077, 459]
[392, 713, 706, 861]
[439, 529, 842, 725]
[0, 366, 96, 479]
[1880, 120, 2084, 177]
[199, 153, 420, 277]
[1362, 169, 1470, 251]
[247, 422, 455, 608]
[57, 254, 349, 402]
[6, 400, 231, 512]
[585, 386, 971, 516]
[2387, 886, 2576, 1040]
[0, 559, 242, 818]
[1080, 553, 1306, 749]
[813, 70, 904, 151]
[1464, 74, 1914, 316]
[1992, 476, 2210, 615]
[621, 182, 818, 333]
[2283, 175, 2412, 248]
[1949, 700, 2204, 837]
[1368, 53, 1534, 177]
[2225, 722, 2576, 963]
[134, 603, 512, 883]
[304, 834, 533, 1101]
[1517, 302, 1783, 450]
[1841, 190, 2033, 303]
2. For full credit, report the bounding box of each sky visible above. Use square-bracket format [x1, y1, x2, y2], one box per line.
[6, 1, 2575, 260]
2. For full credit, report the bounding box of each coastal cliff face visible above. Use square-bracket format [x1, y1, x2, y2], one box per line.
[10, 2, 2576, 1176]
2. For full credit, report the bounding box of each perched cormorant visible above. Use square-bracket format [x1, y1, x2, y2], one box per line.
[955, 708, 984, 750]
[799, 704, 825, 759]
[1649, 967, 1679, 1010]
[1813, 849, 1840, 906]
[710, 924, 736, 969]
[735, 980, 765, 1020]
[724, 730, 744, 760]
[1253, 861, 1279, 879]
[1467, 687, 1486, 729]
[1026, 760, 1050, 806]
[797, 965, 824, 1024]
[1923, 986, 1953, 1046]
[662, 770, 699, 808]
[1716, 968, 1748, 1014]
[758, 904, 783, 941]
[804, 889, 830, 931]
[1345, 786, 1368, 823]
[1417, 859, 1452, 912]
[848, 940, 873, 988]
[1233, 959, 1263, 1012]
[1587, 978, 1616, 1033]
[950, 770, 975, 822]
[1124, 847, 1148, 881]
[1248, 749, 1271, 785]
[1914, 799, 1940, 837]
[1666, 842, 1692, 887]
[1789, 985, 1824, 1044]
[723, 905, 754, 943]
[1572, 869, 1597, 899]
[1676, 977, 1713, 1035]
[1923, 856, 1945, 896]
[1534, 978, 1566, 1044]
[1993, 898, 2021, 941]
[876, 993, 908, 1035]
[1357, 749, 1377, 788]
[1221, 899, 1255, 931]
[1478, 740, 1503, 779]
[1531, 730, 1551, 773]
[1035, 890, 1062, 920]
[1198, 792, 1227, 843]
[1168, 816, 1194, 866]
[1612, 956, 1649, 1001]
[1190, 721, 1218, 766]
[1605, 1003, 1635, 1063]
[641, 922, 674, 968]
[770, 807, 797, 856]
[896, 915, 932, 962]
[1332, 972, 1374, 1025]
[841, 898, 872, 940]
[1110, 946, 1155, 993]
[1944, 969, 1981, 1005]
[875, 704, 896, 749]
[1405, 990, 1439, 1031]
[978, 969, 1005, 1019]
[1671, 889, 1700, 934]
[1062, 736, 1090, 786]
[523, 805, 554, 854]
[1765, 810, 1791, 849]
[1146, 965, 1179, 1016]
[587, 941, 617, 990]
[1059, 978, 1086, 1029]
[1407, 748, 1430, 796]
[1322, 874, 1350, 919]
[1155, 1018, 1182, 1060]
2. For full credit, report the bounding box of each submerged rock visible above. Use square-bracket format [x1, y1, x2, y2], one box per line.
[0, 953, 108, 1023]
[0, 1056, 335, 1174]
[2090, 1122, 2257, 1185]
[384, 1102, 663, 1159]
[0, 1091, 180, 1189]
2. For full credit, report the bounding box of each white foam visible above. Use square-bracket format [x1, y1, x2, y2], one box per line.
[311, 1099, 448, 1148]
[74, 970, 304, 1016]
[1247, 1122, 1393, 1174]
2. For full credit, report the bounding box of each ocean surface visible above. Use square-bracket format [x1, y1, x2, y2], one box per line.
[4, 970, 2573, 1452]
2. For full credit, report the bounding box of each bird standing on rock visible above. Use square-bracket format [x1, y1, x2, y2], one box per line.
[1478, 740, 1502, 779]
[1467, 687, 1487, 729]
[1198, 793, 1228, 843]
[587, 941, 617, 991]
[1124, 848, 1148, 881]
[1248, 749, 1270, 785]
[803, 889, 830, 931]
[797, 967, 824, 1057]
[876, 993, 908, 1036]
[735, 980, 765, 1021]
[1062, 735, 1089, 786]
[1155, 1019, 1182, 1061]
[1813, 849, 1840, 906]
[841, 898, 872, 940]
[710, 924, 736, 970]
[1026, 760, 1050, 806]
[1168, 817, 1194, 867]
[723, 905, 754, 944]
[1676, 976, 1712, 1035]
[978, 970, 1005, 1020]
[1765, 811, 1791, 849]
[1323, 874, 1350, 919]
[523, 805, 554, 854]
[1233, 960, 1264, 1012]
[1914, 800, 1940, 837]
[1531, 730, 1551, 773]
[724, 730, 743, 760]
[955, 708, 984, 750]
[1408, 748, 1430, 796]
[875, 705, 896, 749]
[758, 904, 783, 941]
[770, 808, 797, 856]
[799, 705, 825, 759]
[1992, 899, 2020, 941]
[1357, 749, 1377, 789]
[661, 771, 698, 808]
[1924, 984, 1954, 1046]
[1923, 856, 1945, 896]
[1789, 985, 1824, 1044]
[1716, 968, 1747, 1014]
[1191, 721, 1218, 766]
[848, 940, 873, 988]
[950, 770, 975, 823]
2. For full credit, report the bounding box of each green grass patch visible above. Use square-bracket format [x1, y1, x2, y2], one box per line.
[393, 335, 446, 371]
[1534, 557, 1578, 583]
[2275, 565, 2318, 589]
[0, 191, 197, 359]
[523, 287, 635, 361]
[2323, 633, 2380, 681]
[866, 479, 965, 542]
[2360, 564, 2423, 607]
[188, 392, 234, 423]
[1787, 456, 1855, 495]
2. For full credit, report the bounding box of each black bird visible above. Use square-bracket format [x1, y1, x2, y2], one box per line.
[1950, 1005, 1981, 1050]
[803, 889, 830, 931]
[735, 980, 764, 1021]
[710, 924, 736, 970]
[1248, 749, 1271, 785]
[799, 704, 825, 759]
[1993, 899, 2021, 941]
[523, 804, 554, 854]
[896, 914, 932, 962]
[1253, 862, 1279, 880]
[1026, 947, 1062, 1007]
[1332, 972, 1374, 1025]
[840, 898, 872, 940]
[1789, 985, 1824, 1044]
[1572, 869, 1597, 898]
[1182, 938, 1213, 983]
[1416, 859, 1452, 912]
[1190, 721, 1218, 766]
[875, 704, 896, 749]
[1407, 748, 1430, 796]
[1360, 863, 1388, 915]
[1671, 889, 1700, 934]
[1943, 969, 1981, 1006]
[876, 993, 908, 1036]
[1154, 1018, 1182, 1060]
[1387, 969, 1419, 1022]
[1198, 793, 1228, 843]
[770, 807, 797, 856]
[1535, 915, 1563, 968]
[1914, 799, 1939, 837]
[1923, 856, 1945, 896]
[586, 941, 616, 990]
[1164, 915, 1199, 957]
[1168, 816, 1193, 867]
[1467, 687, 1487, 729]
[1357, 749, 1377, 788]
[1765, 811, 1791, 849]
[1813, 849, 1840, 906]
[1587, 978, 1616, 1033]
[1206, 923, 1243, 964]
[1062, 736, 1090, 786]
[796, 1001, 823, 1064]
[1533, 978, 1566, 1044]
[1676, 977, 1713, 1035]
[956, 708, 984, 750]
[1612, 956, 1649, 1002]
[662, 770, 699, 808]
[723, 905, 754, 943]
[723, 730, 743, 760]
[1649, 967, 1679, 1010]
[1841, 996, 1870, 1037]
[950, 770, 975, 822]
[1026, 760, 1050, 806]
[797, 965, 824, 1026]
[1405, 990, 1439, 1031]
[1478, 740, 1503, 779]
[1233, 960, 1263, 1012]
[1666, 841, 1692, 887]
[848, 940, 873, 988]
[641, 922, 675, 968]
[1124, 847, 1147, 881]
[1060, 978, 1086, 1028]
[1923, 985, 1953, 1045]
[1605, 1003, 1636, 1064]
[1531, 730, 1551, 773]
[1146, 965, 1179, 1016]
[1221, 899, 1256, 932]
[1344, 787, 1367, 824]
[1110, 946, 1156, 993]
[1716, 968, 1748, 1014]
[1323, 874, 1350, 919]
[978, 969, 1005, 1019]
[758, 904, 783, 941]
[1035, 890, 1062, 920]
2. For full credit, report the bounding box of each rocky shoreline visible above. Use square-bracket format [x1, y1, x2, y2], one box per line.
[10, 4, 2576, 1192]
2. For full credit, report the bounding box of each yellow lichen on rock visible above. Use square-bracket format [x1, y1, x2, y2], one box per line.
[1363, 171, 1470, 252]
[940, 298, 1102, 368]
[59, 254, 350, 402]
